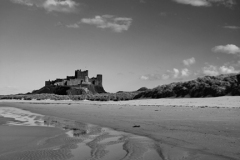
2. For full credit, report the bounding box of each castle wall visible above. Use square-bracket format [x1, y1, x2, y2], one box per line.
[66, 76, 75, 80]
[54, 80, 67, 86]
[45, 70, 103, 87]
[90, 77, 101, 86]
[67, 79, 82, 86]
[45, 81, 51, 86]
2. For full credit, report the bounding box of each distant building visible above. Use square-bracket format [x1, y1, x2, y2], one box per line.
[45, 70, 103, 87]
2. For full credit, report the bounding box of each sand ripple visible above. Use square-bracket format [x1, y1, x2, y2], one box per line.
[0, 107, 163, 160]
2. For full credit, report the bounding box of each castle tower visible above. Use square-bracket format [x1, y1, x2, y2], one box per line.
[85, 76, 89, 83]
[97, 74, 102, 86]
[45, 80, 51, 86]
[75, 70, 88, 80]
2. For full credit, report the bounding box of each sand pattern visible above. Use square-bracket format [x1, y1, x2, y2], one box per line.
[0, 107, 163, 160]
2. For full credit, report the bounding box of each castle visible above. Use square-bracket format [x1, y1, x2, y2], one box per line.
[45, 70, 102, 87]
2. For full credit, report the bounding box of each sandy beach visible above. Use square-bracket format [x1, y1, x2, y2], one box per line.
[0, 96, 240, 160]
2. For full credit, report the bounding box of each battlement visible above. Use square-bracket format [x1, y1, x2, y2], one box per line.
[75, 70, 88, 79]
[45, 69, 103, 87]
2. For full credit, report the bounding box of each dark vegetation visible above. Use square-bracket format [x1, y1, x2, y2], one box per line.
[133, 73, 240, 99]
[32, 84, 106, 95]
[0, 73, 239, 101]
[0, 92, 138, 101]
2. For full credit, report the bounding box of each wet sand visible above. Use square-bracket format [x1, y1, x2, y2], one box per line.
[1, 97, 240, 160]
[0, 106, 163, 160]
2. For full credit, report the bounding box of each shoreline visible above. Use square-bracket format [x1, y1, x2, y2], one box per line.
[0, 106, 166, 160]
[1, 97, 240, 159]
[1, 96, 240, 108]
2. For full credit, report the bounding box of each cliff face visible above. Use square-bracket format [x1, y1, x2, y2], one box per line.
[32, 84, 106, 95]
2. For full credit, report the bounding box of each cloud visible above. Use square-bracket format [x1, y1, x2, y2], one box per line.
[161, 74, 170, 80]
[223, 26, 240, 30]
[202, 64, 239, 76]
[10, 0, 34, 6]
[43, 0, 79, 13]
[140, 74, 161, 81]
[140, 75, 149, 80]
[10, 0, 79, 13]
[181, 68, 190, 76]
[203, 65, 219, 76]
[212, 44, 240, 54]
[66, 23, 79, 28]
[173, 68, 180, 78]
[183, 57, 196, 66]
[172, 0, 236, 7]
[219, 65, 239, 74]
[140, 68, 191, 81]
[172, 68, 190, 78]
[81, 15, 132, 33]
[173, 0, 211, 7]
[213, 0, 236, 7]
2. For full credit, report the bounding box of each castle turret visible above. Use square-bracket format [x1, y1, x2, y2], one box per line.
[75, 70, 88, 79]
[45, 80, 51, 86]
[97, 74, 102, 86]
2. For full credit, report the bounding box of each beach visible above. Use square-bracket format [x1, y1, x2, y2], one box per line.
[0, 96, 240, 160]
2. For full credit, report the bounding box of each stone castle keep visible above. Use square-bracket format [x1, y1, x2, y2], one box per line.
[45, 70, 102, 87]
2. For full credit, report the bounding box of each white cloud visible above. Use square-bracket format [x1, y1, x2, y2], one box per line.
[173, 0, 236, 7]
[162, 74, 170, 80]
[140, 68, 191, 81]
[10, 0, 79, 13]
[81, 15, 132, 33]
[66, 23, 79, 28]
[140, 74, 161, 81]
[212, 0, 236, 7]
[171, 68, 191, 78]
[219, 66, 239, 74]
[43, 0, 79, 13]
[173, 68, 180, 78]
[224, 26, 240, 30]
[181, 68, 190, 76]
[10, 0, 34, 6]
[203, 65, 219, 76]
[203, 64, 239, 76]
[173, 0, 211, 7]
[212, 44, 240, 54]
[140, 75, 149, 80]
[168, 68, 191, 79]
[183, 57, 196, 66]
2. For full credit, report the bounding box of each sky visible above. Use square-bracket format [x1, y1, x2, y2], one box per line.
[0, 0, 240, 94]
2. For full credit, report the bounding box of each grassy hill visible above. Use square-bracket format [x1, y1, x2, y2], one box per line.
[133, 73, 240, 99]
